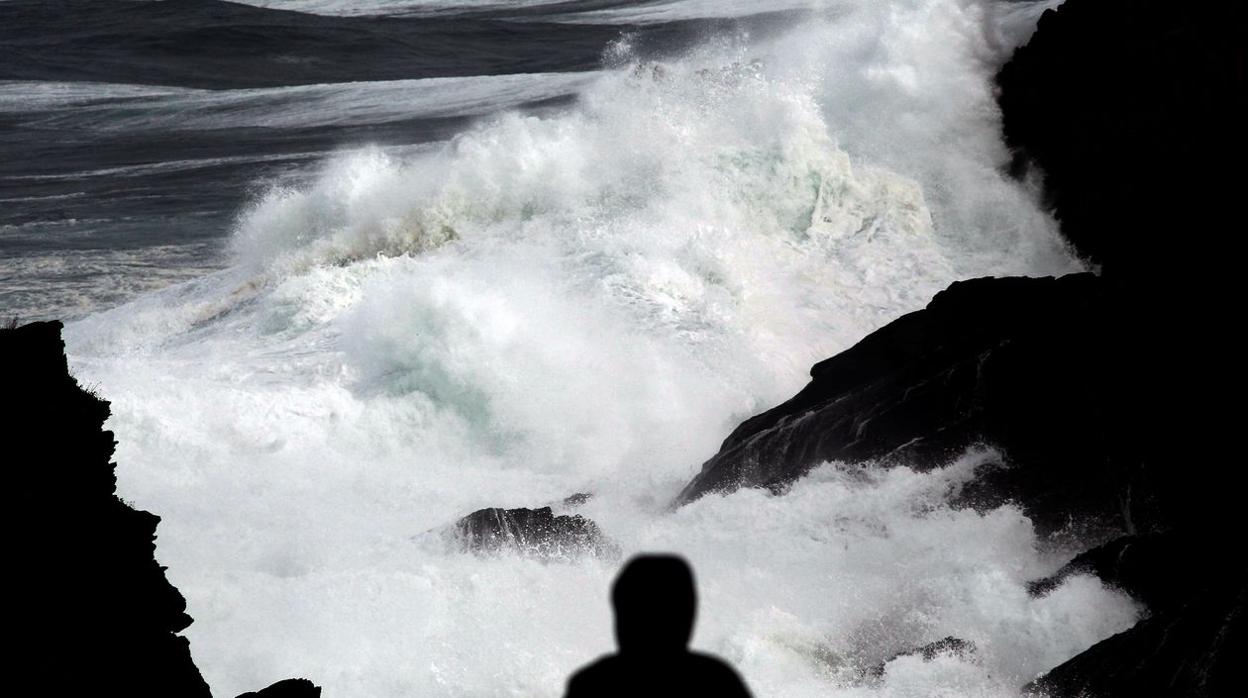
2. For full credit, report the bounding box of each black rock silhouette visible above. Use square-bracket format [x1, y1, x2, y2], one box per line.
[3, 320, 319, 697]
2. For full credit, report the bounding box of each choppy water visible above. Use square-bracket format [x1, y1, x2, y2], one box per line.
[4, 1, 1138, 696]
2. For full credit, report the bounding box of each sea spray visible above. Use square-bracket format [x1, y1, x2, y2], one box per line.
[64, 2, 1122, 696]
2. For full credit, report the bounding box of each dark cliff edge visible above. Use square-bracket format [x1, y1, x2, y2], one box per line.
[676, 273, 1122, 537]
[996, 0, 1245, 280]
[2, 321, 320, 698]
[678, 0, 1245, 695]
[674, 271, 1244, 694]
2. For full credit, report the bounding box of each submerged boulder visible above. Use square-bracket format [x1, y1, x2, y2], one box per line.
[867, 637, 976, 680]
[454, 505, 618, 560]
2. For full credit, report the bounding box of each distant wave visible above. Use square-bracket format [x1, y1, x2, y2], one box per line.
[0, 73, 599, 132]
[0, 0, 807, 89]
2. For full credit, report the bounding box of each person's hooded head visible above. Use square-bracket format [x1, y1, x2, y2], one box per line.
[611, 554, 697, 656]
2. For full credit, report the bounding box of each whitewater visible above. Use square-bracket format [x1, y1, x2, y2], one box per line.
[51, 1, 1141, 696]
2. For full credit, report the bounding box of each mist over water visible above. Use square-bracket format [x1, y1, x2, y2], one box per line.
[51, 1, 1137, 696]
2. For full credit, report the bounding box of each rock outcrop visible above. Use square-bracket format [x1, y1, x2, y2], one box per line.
[5, 320, 212, 698]
[677, 273, 1134, 537]
[2, 320, 320, 698]
[867, 637, 976, 680]
[997, 0, 1244, 278]
[1022, 530, 1246, 697]
[453, 505, 618, 560]
[1027, 576, 1245, 698]
[1027, 532, 1205, 613]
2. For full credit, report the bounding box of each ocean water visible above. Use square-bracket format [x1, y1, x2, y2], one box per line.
[4, 1, 1139, 696]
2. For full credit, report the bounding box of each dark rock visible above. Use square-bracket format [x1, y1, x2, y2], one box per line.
[676, 274, 1135, 537]
[867, 637, 976, 679]
[454, 506, 618, 560]
[994, 4, 1248, 691]
[996, 2, 1245, 520]
[237, 678, 323, 698]
[1027, 576, 1246, 698]
[997, 0, 1245, 279]
[1028, 532, 1209, 614]
[560, 492, 593, 509]
[4, 321, 212, 698]
[3, 321, 318, 697]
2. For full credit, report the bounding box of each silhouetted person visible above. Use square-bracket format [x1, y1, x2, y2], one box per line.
[564, 554, 752, 697]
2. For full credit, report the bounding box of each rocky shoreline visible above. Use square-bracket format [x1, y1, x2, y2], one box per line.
[5, 1, 1243, 695]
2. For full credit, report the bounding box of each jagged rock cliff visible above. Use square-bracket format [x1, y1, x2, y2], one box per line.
[4, 320, 213, 697]
[2, 321, 321, 698]
[993, 2, 1247, 693]
[997, 0, 1244, 279]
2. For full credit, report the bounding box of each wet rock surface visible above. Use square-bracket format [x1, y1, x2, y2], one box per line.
[677, 273, 1128, 537]
[996, 0, 1244, 278]
[867, 637, 976, 680]
[454, 505, 619, 559]
[1027, 576, 1245, 698]
[1027, 532, 1205, 614]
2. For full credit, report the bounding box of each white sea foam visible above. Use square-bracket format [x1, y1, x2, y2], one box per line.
[64, 2, 1119, 697]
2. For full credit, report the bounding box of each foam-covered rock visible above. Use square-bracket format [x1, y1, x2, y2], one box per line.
[867, 637, 976, 680]
[1027, 577, 1245, 698]
[1028, 532, 1207, 614]
[454, 505, 618, 560]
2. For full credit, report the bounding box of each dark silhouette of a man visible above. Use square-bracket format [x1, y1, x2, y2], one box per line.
[564, 554, 752, 697]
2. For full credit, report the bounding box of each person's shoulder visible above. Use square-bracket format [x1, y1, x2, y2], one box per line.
[570, 654, 621, 676]
[565, 655, 622, 696]
[687, 651, 740, 672]
[687, 652, 751, 695]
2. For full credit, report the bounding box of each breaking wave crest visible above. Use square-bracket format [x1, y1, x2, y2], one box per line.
[61, 3, 1123, 697]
